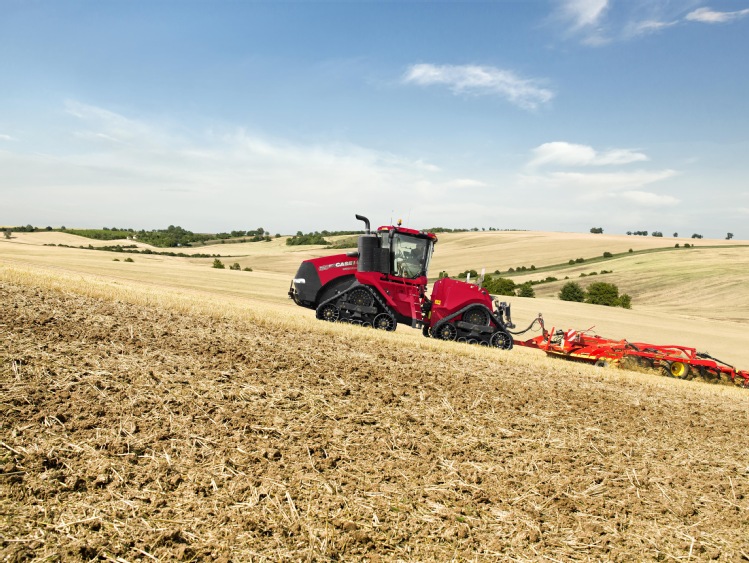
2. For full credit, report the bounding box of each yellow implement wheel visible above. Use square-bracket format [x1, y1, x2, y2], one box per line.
[669, 361, 691, 379]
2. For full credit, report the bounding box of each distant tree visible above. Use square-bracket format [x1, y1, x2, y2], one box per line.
[603, 251, 613, 258]
[618, 294, 632, 309]
[691, 233, 703, 239]
[438, 271, 449, 279]
[123, 257, 134, 263]
[675, 243, 680, 248]
[626, 231, 632, 235]
[229, 262, 241, 270]
[243, 267, 253, 272]
[212, 258, 225, 269]
[483, 276, 516, 296]
[590, 227, 604, 234]
[652, 231, 663, 237]
[726, 232, 734, 240]
[673, 232, 678, 237]
[3, 229, 11, 239]
[559, 281, 585, 302]
[458, 269, 479, 280]
[585, 282, 623, 307]
[516, 282, 535, 298]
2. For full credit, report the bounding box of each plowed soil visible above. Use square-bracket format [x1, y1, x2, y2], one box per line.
[2, 279, 749, 561]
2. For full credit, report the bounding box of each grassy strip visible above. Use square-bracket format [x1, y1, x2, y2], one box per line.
[500, 244, 749, 278]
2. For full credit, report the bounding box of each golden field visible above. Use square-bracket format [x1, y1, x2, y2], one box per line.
[2, 229, 749, 561]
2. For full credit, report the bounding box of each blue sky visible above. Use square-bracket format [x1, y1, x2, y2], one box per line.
[1, 0, 748, 238]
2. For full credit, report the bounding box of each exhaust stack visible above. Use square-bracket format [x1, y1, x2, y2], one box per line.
[355, 214, 371, 235]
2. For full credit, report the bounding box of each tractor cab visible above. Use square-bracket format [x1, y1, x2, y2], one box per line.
[355, 214, 437, 282]
[379, 226, 435, 279]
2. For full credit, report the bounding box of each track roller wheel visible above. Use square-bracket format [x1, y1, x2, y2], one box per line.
[317, 303, 340, 323]
[434, 323, 457, 341]
[347, 287, 374, 308]
[489, 330, 513, 350]
[373, 313, 396, 331]
[463, 306, 490, 326]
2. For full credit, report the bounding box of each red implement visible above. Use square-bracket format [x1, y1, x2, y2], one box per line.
[514, 317, 749, 387]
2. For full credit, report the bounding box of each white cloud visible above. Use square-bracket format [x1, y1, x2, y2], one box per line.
[620, 190, 679, 205]
[403, 64, 554, 110]
[445, 178, 488, 189]
[521, 141, 677, 208]
[556, 2, 749, 43]
[625, 18, 679, 37]
[1, 101, 479, 232]
[528, 142, 649, 168]
[519, 169, 677, 192]
[559, 0, 609, 30]
[686, 7, 749, 23]
[0, 134, 14, 141]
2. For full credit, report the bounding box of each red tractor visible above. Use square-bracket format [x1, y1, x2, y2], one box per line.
[288, 214, 514, 348]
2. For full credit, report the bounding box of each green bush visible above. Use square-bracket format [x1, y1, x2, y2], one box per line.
[286, 233, 330, 246]
[585, 282, 623, 307]
[603, 251, 613, 258]
[483, 276, 516, 296]
[230, 262, 241, 270]
[124, 257, 134, 263]
[212, 258, 225, 269]
[243, 267, 253, 272]
[516, 283, 535, 298]
[559, 282, 585, 302]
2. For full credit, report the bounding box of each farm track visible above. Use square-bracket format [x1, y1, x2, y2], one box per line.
[2, 280, 749, 561]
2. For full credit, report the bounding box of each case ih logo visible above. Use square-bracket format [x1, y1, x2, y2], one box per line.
[318, 260, 357, 272]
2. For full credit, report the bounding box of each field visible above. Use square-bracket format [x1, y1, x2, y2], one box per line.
[2, 231, 749, 561]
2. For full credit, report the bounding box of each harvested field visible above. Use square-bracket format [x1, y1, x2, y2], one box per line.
[2, 278, 749, 561]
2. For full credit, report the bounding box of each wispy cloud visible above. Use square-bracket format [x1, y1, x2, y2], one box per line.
[403, 64, 554, 110]
[558, 0, 609, 30]
[528, 142, 649, 168]
[521, 141, 678, 207]
[0, 134, 15, 141]
[686, 7, 749, 23]
[1, 101, 474, 232]
[620, 190, 679, 205]
[556, 2, 749, 44]
[445, 178, 488, 189]
[624, 18, 679, 37]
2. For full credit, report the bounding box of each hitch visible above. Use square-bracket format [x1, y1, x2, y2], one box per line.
[495, 300, 515, 329]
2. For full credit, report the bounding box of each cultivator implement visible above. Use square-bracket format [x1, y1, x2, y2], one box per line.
[514, 316, 749, 388]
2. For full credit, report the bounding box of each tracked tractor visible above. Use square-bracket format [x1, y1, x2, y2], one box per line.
[288, 214, 514, 348]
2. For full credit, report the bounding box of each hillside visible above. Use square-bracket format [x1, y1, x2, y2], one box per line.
[2, 272, 749, 561]
[2, 230, 748, 366]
